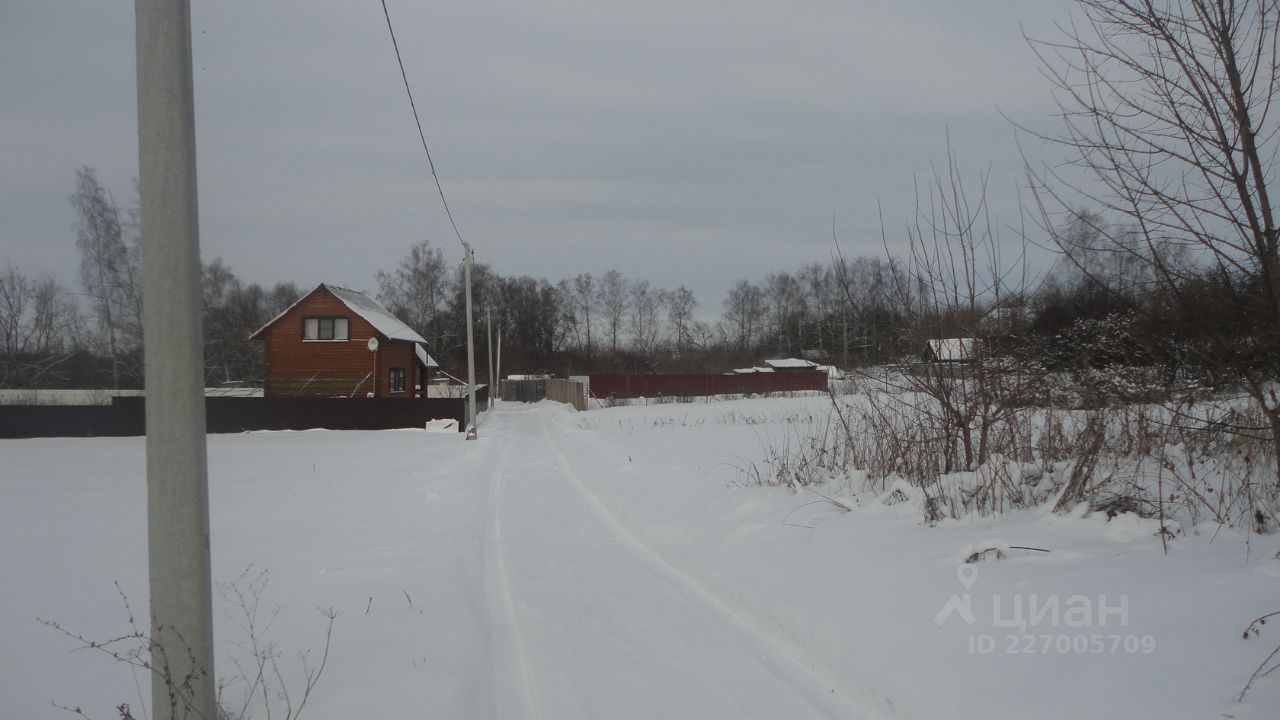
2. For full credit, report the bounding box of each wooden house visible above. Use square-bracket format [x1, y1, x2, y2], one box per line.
[250, 283, 438, 398]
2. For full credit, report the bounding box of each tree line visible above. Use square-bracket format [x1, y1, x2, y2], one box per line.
[1, 164, 1274, 400]
[1, 167, 916, 388]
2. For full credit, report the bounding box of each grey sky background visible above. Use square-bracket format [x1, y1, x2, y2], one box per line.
[2, 0, 1078, 315]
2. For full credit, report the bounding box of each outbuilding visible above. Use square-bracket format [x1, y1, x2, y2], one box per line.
[764, 358, 822, 372]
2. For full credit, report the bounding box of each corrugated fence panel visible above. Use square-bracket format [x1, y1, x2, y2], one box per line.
[500, 379, 546, 404]
[0, 397, 469, 438]
[545, 379, 587, 411]
[586, 372, 828, 400]
[499, 379, 586, 411]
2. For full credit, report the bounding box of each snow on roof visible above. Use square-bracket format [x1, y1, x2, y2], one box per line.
[415, 343, 439, 368]
[325, 285, 427, 344]
[765, 358, 819, 369]
[926, 338, 977, 362]
[249, 283, 427, 344]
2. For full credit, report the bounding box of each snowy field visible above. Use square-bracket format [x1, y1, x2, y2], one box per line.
[3, 397, 1279, 719]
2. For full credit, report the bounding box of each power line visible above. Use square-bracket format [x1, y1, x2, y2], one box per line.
[379, 0, 468, 251]
[380, 0, 480, 432]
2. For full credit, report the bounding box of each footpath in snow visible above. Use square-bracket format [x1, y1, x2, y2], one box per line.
[3, 397, 1279, 719]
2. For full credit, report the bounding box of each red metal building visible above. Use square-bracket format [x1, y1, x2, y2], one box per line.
[250, 283, 437, 398]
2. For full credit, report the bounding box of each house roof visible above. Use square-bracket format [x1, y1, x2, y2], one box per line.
[765, 358, 819, 369]
[324, 285, 427, 343]
[925, 338, 977, 362]
[250, 283, 428, 344]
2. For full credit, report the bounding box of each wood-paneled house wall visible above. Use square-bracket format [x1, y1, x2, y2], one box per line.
[251, 284, 438, 398]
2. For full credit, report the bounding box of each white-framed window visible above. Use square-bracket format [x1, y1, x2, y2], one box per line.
[389, 367, 406, 393]
[303, 316, 349, 341]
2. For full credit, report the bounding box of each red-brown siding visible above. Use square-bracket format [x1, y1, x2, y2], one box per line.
[587, 372, 828, 399]
[260, 286, 423, 398]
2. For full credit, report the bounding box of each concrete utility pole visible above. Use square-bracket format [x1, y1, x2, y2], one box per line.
[464, 244, 477, 435]
[135, 1, 215, 718]
[487, 307, 494, 408]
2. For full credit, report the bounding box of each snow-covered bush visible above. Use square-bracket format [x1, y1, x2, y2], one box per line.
[758, 385, 1280, 531]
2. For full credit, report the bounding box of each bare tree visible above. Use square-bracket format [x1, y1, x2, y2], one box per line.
[1027, 0, 1280, 483]
[376, 239, 450, 351]
[0, 266, 80, 387]
[628, 279, 662, 356]
[598, 269, 628, 355]
[71, 166, 139, 388]
[874, 148, 1036, 473]
[721, 279, 766, 357]
[666, 285, 699, 353]
[764, 272, 800, 354]
[572, 273, 596, 356]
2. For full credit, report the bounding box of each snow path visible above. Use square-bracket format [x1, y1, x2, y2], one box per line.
[482, 404, 891, 720]
[483, 423, 544, 720]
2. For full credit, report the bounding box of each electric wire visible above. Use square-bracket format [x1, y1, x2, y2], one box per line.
[379, 0, 469, 252]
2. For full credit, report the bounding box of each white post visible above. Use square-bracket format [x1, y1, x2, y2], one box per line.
[496, 324, 502, 400]
[135, 1, 215, 718]
[464, 245, 477, 435]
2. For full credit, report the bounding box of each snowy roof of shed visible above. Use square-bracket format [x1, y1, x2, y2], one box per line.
[765, 358, 819, 369]
[925, 338, 977, 362]
[249, 283, 428, 344]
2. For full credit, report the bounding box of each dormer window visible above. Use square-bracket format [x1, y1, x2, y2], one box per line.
[303, 316, 349, 341]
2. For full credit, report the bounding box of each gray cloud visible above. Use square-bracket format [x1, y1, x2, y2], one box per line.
[2, 0, 1077, 312]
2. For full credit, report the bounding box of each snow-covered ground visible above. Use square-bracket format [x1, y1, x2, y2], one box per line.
[3, 397, 1279, 718]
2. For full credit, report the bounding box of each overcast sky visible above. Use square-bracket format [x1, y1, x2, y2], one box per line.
[2, 0, 1078, 313]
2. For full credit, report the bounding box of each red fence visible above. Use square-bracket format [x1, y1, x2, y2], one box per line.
[587, 372, 828, 400]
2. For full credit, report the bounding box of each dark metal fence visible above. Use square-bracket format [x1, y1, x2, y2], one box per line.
[0, 396, 470, 438]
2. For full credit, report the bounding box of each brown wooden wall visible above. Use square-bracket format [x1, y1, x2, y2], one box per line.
[260, 287, 422, 398]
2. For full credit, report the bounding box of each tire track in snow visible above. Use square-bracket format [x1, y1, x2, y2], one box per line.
[535, 412, 901, 720]
[483, 427, 544, 720]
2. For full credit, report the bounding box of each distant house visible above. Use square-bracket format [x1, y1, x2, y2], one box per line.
[923, 338, 977, 364]
[250, 283, 437, 398]
[978, 306, 1031, 336]
[800, 348, 829, 362]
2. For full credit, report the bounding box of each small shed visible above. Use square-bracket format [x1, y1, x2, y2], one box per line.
[764, 358, 821, 372]
[728, 367, 776, 375]
[251, 283, 435, 398]
[923, 338, 978, 364]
